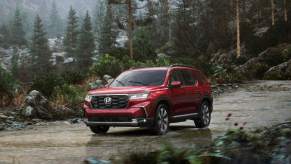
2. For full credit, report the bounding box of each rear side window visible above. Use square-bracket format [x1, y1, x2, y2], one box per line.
[194, 71, 207, 84]
[181, 70, 196, 86]
[170, 69, 196, 86]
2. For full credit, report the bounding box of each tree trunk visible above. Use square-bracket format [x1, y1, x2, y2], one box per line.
[128, 0, 134, 59]
[236, 0, 241, 58]
[271, 0, 275, 25]
[284, 0, 288, 22]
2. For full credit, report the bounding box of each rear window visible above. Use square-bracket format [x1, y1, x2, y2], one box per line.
[110, 70, 167, 87]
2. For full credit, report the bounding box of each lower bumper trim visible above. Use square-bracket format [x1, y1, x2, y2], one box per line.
[84, 118, 152, 127]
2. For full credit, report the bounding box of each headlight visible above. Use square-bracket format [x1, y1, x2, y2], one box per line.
[129, 92, 149, 100]
[85, 95, 92, 102]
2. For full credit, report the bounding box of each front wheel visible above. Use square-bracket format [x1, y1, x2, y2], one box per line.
[194, 101, 211, 128]
[153, 104, 169, 135]
[89, 126, 110, 134]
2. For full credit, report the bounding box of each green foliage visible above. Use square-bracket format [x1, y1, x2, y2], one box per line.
[98, 3, 115, 55]
[211, 65, 242, 83]
[133, 27, 155, 60]
[91, 54, 122, 77]
[0, 67, 18, 96]
[91, 54, 172, 77]
[64, 7, 79, 58]
[10, 8, 26, 46]
[30, 15, 51, 74]
[48, 1, 64, 38]
[61, 70, 86, 84]
[52, 84, 86, 107]
[77, 11, 95, 70]
[31, 72, 65, 97]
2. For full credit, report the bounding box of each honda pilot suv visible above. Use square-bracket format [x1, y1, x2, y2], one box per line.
[83, 65, 213, 135]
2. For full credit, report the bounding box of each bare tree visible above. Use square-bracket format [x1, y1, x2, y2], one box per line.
[271, 0, 275, 25]
[128, 0, 134, 59]
[284, 0, 288, 22]
[236, 0, 241, 58]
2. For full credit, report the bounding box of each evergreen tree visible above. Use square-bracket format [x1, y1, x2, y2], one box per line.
[99, 3, 114, 55]
[31, 15, 51, 74]
[0, 24, 10, 48]
[77, 11, 95, 70]
[48, 1, 63, 38]
[11, 8, 26, 46]
[93, 0, 106, 51]
[11, 48, 19, 77]
[63, 7, 79, 58]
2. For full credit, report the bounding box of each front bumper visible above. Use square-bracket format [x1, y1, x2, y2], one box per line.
[84, 101, 154, 127]
[83, 118, 153, 127]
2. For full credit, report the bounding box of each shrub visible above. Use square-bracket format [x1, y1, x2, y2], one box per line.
[0, 67, 19, 106]
[61, 70, 87, 84]
[91, 54, 172, 77]
[31, 72, 65, 97]
[91, 54, 122, 77]
[52, 84, 86, 108]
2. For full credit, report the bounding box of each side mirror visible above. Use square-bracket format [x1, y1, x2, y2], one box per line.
[170, 81, 182, 88]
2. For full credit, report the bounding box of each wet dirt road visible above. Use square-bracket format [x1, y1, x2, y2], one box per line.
[0, 81, 291, 164]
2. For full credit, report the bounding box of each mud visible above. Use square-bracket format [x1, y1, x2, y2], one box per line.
[0, 81, 291, 164]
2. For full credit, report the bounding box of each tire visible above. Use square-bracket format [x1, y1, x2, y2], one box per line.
[153, 104, 169, 135]
[89, 126, 110, 134]
[194, 101, 211, 128]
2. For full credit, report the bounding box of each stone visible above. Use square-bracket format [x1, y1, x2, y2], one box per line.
[0, 113, 8, 119]
[21, 106, 35, 118]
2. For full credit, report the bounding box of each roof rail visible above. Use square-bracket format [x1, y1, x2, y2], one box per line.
[170, 64, 193, 68]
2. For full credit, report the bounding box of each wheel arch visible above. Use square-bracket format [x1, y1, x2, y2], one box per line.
[202, 96, 213, 112]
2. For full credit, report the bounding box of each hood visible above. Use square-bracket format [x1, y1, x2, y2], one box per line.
[88, 86, 163, 95]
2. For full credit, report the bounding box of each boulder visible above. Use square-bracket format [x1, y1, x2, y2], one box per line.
[264, 59, 291, 80]
[21, 90, 53, 120]
[235, 44, 291, 79]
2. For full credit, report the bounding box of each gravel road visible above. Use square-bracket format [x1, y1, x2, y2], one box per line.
[0, 81, 291, 164]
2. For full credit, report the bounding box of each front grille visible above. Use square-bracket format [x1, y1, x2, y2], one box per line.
[88, 117, 132, 122]
[91, 95, 129, 109]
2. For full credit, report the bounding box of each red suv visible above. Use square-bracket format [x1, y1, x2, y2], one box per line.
[83, 65, 213, 135]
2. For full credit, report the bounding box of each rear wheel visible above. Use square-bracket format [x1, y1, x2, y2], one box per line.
[194, 101, 211, 128]
[89, 126, 110, 134]
[153, 104, 169, 135]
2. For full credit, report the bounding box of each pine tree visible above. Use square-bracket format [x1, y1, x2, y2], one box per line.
[93, 0, 106, 50]
[64, 7, 79, 58]
[11, 8, 26, 46]
[0, 24, 10, 48]
[31, 15, 51, 74]
[236, 0, 241, 58]
[99, 3, 114, 55]
[77, 11, 95, 70]
[48, 1, 63, 38]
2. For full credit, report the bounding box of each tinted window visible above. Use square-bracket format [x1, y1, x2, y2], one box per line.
[181, 70, 196, 85]
[170, 69, 196, 86]
[170, 70, 184, 84]
[110, 70, 167, 87]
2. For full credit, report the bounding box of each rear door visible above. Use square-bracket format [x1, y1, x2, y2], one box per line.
[180, 69, 201, 114]
[168, 69, 189, 116]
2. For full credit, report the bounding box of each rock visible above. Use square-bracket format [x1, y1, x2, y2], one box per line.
[236, 44, 291, 79]
[103, 75, 114, 85]
[0, 113, 8, 119]
[0, 124, 5, 131]
[22, 106, 36, 118]
[84, 157, 111, 164]
[264, 59, 291, 80]
[21, 90, 53, 120]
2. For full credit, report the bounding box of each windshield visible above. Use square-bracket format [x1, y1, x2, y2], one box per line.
[110, 70, 167, 87]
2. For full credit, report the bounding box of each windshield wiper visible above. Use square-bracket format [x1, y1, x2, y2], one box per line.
[128, 80, 146, 86]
